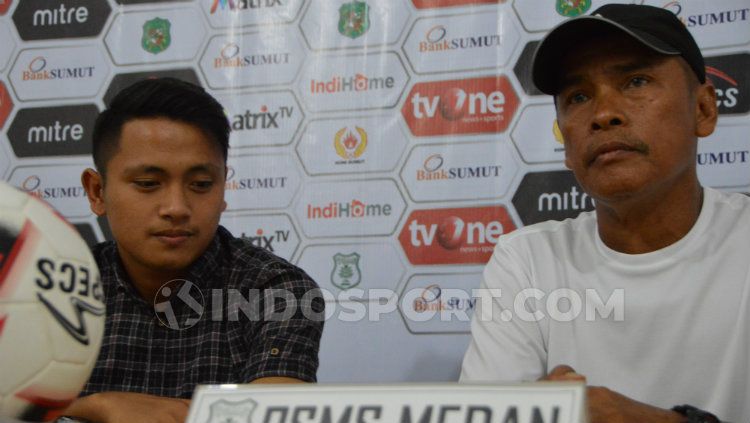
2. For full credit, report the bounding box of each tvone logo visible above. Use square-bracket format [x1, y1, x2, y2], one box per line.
[13, 0, 110, 41]
[402, 76, 519, 136]
[0, 82, 12, 130]
[705, 54, 750, 115]
[0, 0, 11, 15]
[399, 206, 515, 265]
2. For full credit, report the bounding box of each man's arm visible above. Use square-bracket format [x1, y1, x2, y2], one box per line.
[541, 365, 692, 423]
[60, 392, 190, 423]
[460, 241, 548, 382]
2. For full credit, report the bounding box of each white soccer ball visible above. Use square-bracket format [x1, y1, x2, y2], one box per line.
[0, 181, 105, 420]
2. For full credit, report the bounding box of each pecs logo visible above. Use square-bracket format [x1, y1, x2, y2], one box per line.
[338, 0, 370, 39]
[402, 76, 519, 136]
[705, 54, 749, 115]
[334, 126, 367, 163]
[398, 206, 516, 265]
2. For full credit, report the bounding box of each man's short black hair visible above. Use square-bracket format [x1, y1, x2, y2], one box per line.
[92, 78, 230, 178]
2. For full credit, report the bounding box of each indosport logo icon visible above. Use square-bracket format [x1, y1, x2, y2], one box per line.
[398, 206, 516, 265]
[402, 76, 519, 136]
[705, 53, 750, 115]
[338, 0, 370, 39]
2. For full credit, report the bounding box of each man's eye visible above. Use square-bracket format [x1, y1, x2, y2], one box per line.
[627, 76, 649, 88]
[133, 180, 159, 189]
[191, 180, 214, 191]
[568, 92, 588, 104]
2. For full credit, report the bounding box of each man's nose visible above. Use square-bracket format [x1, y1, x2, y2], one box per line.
[159, 186, 191, 221]
[590, 90, 626, 131]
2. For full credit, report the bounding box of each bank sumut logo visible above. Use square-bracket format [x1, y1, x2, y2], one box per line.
[418, 24, 502, 53]
[21, 56, 95, 81]
[224, 166, 288, 191]
[20, 175, 87, 201]
[213, 43, 290, 69]
[415, 153, 502, 182]
[663, 1, 750, 27]
[412, 284, 475, 313]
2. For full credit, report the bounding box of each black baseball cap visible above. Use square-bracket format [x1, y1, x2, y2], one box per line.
[531, 3, 705, 95]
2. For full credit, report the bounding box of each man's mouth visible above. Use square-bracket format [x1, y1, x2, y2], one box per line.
[587, 141, 648, 166]
[153, 229, 194, 246]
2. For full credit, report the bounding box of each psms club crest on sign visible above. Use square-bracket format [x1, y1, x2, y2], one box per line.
[142, 17, 171, 54]
[556, 0, 591, 17]
[338, 1, 370, 39]
[331, 252, 362, 290]
[205, 398, 256, 423]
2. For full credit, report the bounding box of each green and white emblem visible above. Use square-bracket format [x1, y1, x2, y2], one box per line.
[338, 1, 370, 39]
[556, 0, 592, 17]
[331, 252, 362, 290]
[142, 17, 171, 54]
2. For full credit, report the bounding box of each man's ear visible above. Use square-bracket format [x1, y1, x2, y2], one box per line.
[695, 82, 718, 138]
[81, 168, 106, 216]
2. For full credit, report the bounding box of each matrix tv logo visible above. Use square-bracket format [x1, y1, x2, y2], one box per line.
[398, 206, 516, 265]
[12, 0, 111, 41]
[211, 0, 284, 14]
[512, 170, 595, 226]
[0, 81, 12, 130]
[220, 214, 300, 260]
[7, 104, 98, 158]
[402, 76, 519, 136]
[705, 53, 750, 115]
[230, 104, 294, 132]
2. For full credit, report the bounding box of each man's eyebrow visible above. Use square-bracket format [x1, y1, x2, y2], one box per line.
[123, 165, 166, 176]
[122, 164, 223, 176]
[555, 57, 667, 94]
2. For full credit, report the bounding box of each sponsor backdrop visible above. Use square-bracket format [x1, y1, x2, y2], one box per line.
[1, 0, 748, 382]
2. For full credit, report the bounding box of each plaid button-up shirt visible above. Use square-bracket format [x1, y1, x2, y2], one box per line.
[81, 226, 324, 398]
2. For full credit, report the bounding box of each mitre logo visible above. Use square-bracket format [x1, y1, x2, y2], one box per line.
[402, 76, 519, 136]
[398, 206, 516, 265]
